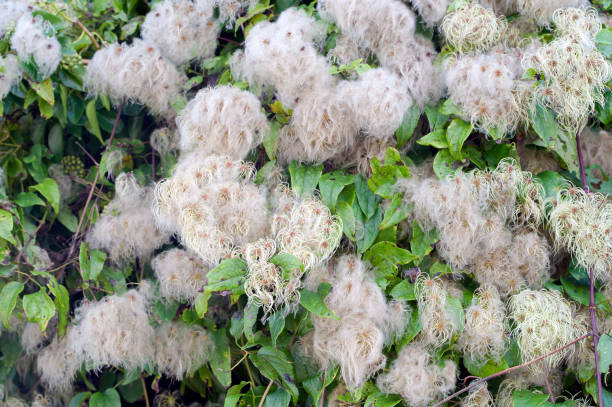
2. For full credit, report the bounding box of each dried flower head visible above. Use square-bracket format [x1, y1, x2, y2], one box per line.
[152, 249, 210, 303]
[0, 54, 22, 99]
[153, 321, 214, 379]
[442, 2, 507, 53]
[85, 40, 186, 117]
[177, 86, 269, 159]
[11, 14, 61, 78]
[141, 0, 220, 65]
[415, 276, 463, 347]
[376, 342, 456, 407]
[509, 289, 587, 372]
[87, 172, 170, 262]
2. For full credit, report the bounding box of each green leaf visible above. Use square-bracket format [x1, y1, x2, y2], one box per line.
[31, 78, 55, 106]
[355, 174, 380, 219]
[30, 178, 60, 214]
[534, 171, 566, 200]
[390, 280, 416, 301]
[289, 161, 323, 198]
[530, 102, 578, 174]
[0, 282, 25, 329]
[596, 27, 612, 58]
[446, 118, 472, 160]
[0, 209, 16, 244]
[48, 123, 63, 157]
[596, 90, 612, 125]
[263, 121, 280, 160]
[58, 207, 79, 232]
[15, 191, 45, 207]
[205, 258, 248, 293]
[364, 392, 402, 407]
[48, 280, 69, 337]
[445, 296, 465, 336]
[336, 201, 356, 241]
[194, 291, 211, 318]
[89, 249, 107, 281]
[397, 306, 422, 347]
[512, 390, 553, 407]
[368, 151, 410, 199]
[224, 382, 248, 407]
[364, 241, 416, 280]
[561, 275, 609, 312]
[264, 386, 291, 407]
[300, 288, 338, 319]
[268, 311, 285, 346]
[319, 171, 354, 211]
[89, 388, 121, 407]
[395, 104, 421, 148]
[86, 100, 103, 144]
[69, 392, 92, 407]
[251, 346, 299, 403]
[209, 328, 232, 387]
[410, 221, 438, 264]
[464, 353, 509, 377]
[597, 333, 612, 374]
[380, 194, 410, 230]
[243, 300, 259, 342]
[433, 149, 461, 179]
[270, 253, 304, 280]
[356, 204, 382, 253]
[38, 97, 54, 119]
[23, 289, 56, 331]
[439, 98, 464, 116]
[425, 104, 449, 131]
[417, 130, 448, 149]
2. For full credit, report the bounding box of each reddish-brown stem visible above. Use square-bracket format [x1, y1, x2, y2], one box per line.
[543, 373, 555, 403]
[431, 333, 590, 407]
[66, 103, 123, 262]
[575, 131, 603, 407]
[320, 386, 326, 407]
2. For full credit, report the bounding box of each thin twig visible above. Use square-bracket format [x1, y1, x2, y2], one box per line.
[66, 103, 123, 262]
[431, 333, 590, 407]
[543, 374, 556, 403]
[73, 20, 100, 49]
[576, 131, 603, 407]
[75, 141, 99, 166]
[140, 374, 150, 407]
[320, 386, 326, 407]
[258, 380, 273, 407]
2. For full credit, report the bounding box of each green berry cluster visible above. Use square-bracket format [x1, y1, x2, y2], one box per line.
[60, 54, 83, 70]
[61, 155, 86, 178]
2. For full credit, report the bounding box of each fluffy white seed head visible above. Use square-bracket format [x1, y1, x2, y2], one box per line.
[215, 0, 256, 26]
[515, 0, 589, 26]
[11, 14, 61, 78]
[0, 54, 22, 99]
[310, 256, 406, 389]
[141, 0, 220, 65]
[442, 2, 507, 54]
[580, 128, 612, 179]
[415, 276, 462, 347]
[509, 289, 587, 372]
[154, 154, 269, 264]
[444, 51, 521, 137]
[235, 8, 332, 108]
[522, 36, 611, 134]
[177, 86, 269, 159]
[460, 383, 495, 407]
[87, 173, 170, 263]
[376, 342, 456, 407]
[547, 186, 611, 282]
[153, 321, 214, 379]
[36, 334, 81, 392]
[318, 0, 444, 106]
[338, 68, 413, 138]
[272, 196, 342, 270]
[0, 0, 33, 37]
[85, 40, 186, 117]
[458, 285, 507, 364]
[152, 248, 210, 303]
[150, 127, 178, 155]
[553, 7, 602, 43]
[69, 283, 155, 370]
[408, 0, 451, 26]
